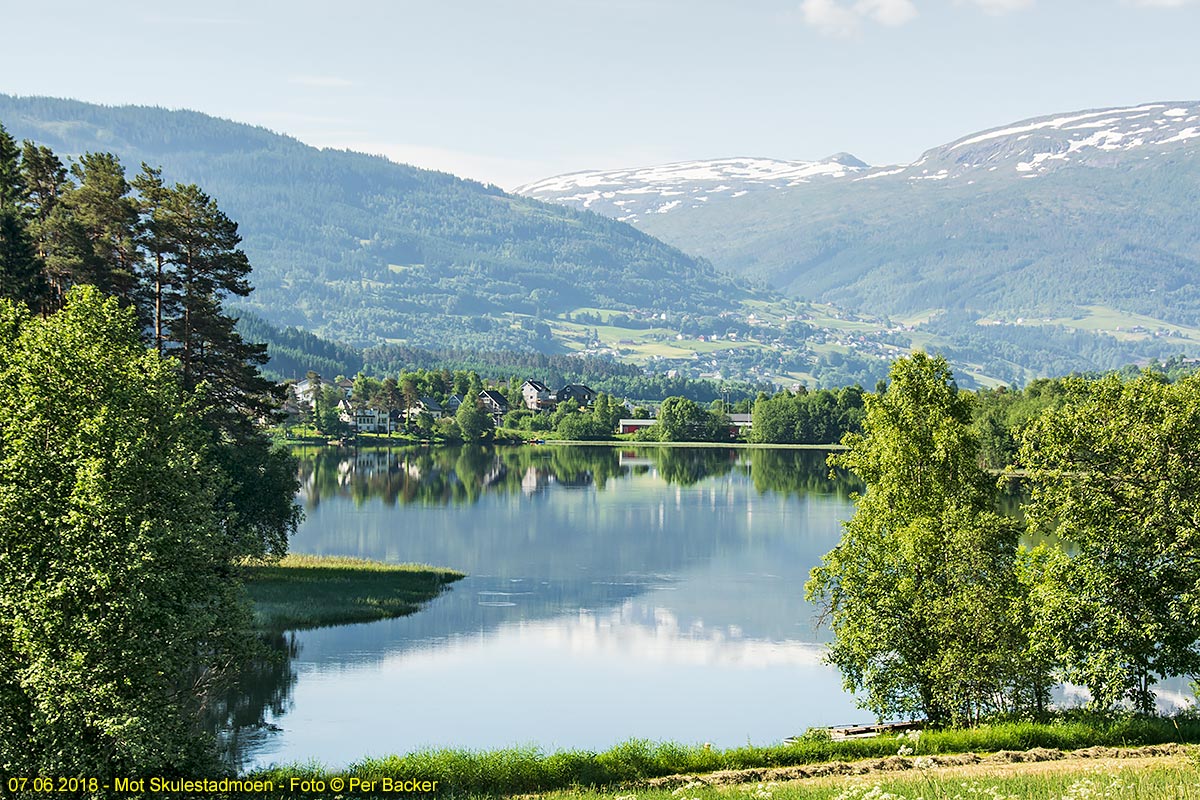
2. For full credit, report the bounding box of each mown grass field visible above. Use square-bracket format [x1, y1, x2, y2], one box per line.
[548, 751, 1200, 800]
[256, 718, 1200, 798]
[1028, 305, 1200, 345]
[242, 554, 464, 631]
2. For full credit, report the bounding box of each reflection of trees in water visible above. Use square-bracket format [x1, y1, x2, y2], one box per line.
[294, 445, 862, 506]
[650, 447, 737, 486]
[203, 632, 298, 771]
[749, 449, 861, 500]
[296, 445, 622, 507]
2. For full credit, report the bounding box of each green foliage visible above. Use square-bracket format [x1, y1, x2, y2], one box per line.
[236, 312, 364, 381]
[649, 396, 731, 442]
[749, 385, 865, 444]
[0, 287, 253, 778]
[455, 398, 494, 442]
[314, 384, 350, 436]
[807, 354, 1037, 725]
[971, 378, 1070, 468]
[1019, 372, 1200, 711]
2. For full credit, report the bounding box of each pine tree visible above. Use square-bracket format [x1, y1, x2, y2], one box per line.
[20, 142, 83, 310]
[0, 125, 45, 308]
[159, 182, 270, 409]
[131, 164, 177, 354]
[62, 152, 140, 304]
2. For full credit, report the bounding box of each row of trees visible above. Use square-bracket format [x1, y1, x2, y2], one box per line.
[808, 354, 1200, 724]
[1, 125, 270, 412]
[0, 126, 300, 777]
[748, 385, 866, 444]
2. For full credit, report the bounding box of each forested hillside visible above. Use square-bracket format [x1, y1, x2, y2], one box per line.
[0, 95, 758, 349]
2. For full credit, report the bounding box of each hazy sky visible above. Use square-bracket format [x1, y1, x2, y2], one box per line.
[3, 0, 1199, 188]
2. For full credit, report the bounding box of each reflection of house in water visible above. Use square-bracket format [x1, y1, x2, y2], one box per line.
[521, 465, 550, 496]
[480, 461, 506, 488]
[554, 471, 594, 489]
[618, 451, 655, 469]
[354, 450, 393, 472]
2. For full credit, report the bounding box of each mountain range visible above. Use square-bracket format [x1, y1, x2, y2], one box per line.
[518, 102, 1200, 327]
[2, 95, 1197, 388]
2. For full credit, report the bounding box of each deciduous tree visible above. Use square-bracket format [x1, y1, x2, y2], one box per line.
[1018, 372, 1200, 711]
[0, 287, 255, 777]
[806, 353, 1035, 724]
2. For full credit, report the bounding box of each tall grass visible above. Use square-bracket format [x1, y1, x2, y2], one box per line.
[255, 716, 1200, 797]
[242, 554, 464, 631]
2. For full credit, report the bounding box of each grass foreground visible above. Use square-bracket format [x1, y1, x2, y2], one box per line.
[242, 554, 464, 631]
[253, 717, 1200, 797]
[548, 748, 1200, 800]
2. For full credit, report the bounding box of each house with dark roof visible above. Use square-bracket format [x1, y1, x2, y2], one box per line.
[411, 396, 444, 418]
[521, 379, 554, 411]
[479, 390, 510, 423]
[554, 384, 597, 407]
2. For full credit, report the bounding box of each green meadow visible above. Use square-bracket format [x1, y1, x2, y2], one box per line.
[243, 554, 464, 631]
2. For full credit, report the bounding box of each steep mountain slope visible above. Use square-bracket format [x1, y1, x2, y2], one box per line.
[0, 95, 758, 349]
[520, 102, 1200, 326]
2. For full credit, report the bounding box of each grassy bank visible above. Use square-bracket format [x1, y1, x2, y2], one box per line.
[254, 717, 1200, 797]
[243, 554, 465, 631]
[547, 749, 1200, 800]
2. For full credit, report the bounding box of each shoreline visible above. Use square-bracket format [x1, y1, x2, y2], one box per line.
[281, 437, 848, 450]
[250, 721, 1200, 795]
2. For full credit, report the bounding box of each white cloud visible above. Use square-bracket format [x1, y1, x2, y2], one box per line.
[858, 0, 920, 25]
[1125, 0, 1198, 6]
[800, 0, 917, 36]
[800, 0, 863, 36]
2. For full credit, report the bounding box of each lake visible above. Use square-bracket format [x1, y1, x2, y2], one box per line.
[233, 445, 868, 769]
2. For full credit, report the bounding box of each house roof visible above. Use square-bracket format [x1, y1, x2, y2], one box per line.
[522, 379, 550, 392]
[417, 396, 443, 412]
[555, 384, 596, 401]
[479, 390, 509, 408]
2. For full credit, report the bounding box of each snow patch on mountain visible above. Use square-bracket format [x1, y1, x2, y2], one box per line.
[517, 102, 1200, 220]
[928, 101, 1200, 177]
[514, 155, 871, 221]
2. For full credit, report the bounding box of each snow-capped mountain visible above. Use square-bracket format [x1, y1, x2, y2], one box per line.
[920, 101, 1200, 178]
[518, 102, 1200, 219]
[515, 154, 869, 222]
[516, 101, 1200, 329]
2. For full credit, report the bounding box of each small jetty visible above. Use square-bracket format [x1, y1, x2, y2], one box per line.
[785, 720, 924, 743]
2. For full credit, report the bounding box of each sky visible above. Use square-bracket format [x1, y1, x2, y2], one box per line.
[2, 0, 1199, 189]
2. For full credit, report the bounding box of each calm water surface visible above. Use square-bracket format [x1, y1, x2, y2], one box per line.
[238, 446, 873, 769]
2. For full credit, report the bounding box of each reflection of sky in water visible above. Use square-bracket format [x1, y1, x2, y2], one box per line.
[1055, 678, 1194, 715]
[244, 448, 873, 769]
[250, 608, 853, 769]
